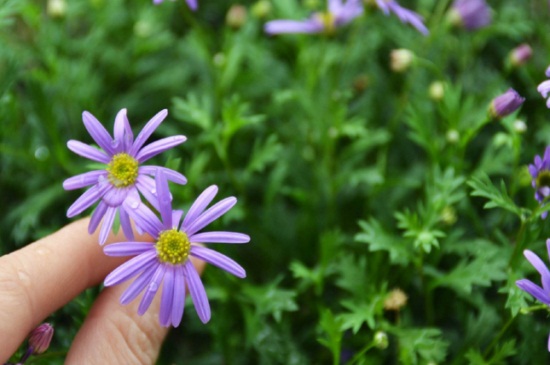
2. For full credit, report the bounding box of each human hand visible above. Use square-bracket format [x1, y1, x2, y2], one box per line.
[0, 218, 205, 364]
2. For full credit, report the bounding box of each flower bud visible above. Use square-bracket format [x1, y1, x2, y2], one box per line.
[509, 44, 532, 67]
[429, 81, 445, 101]
[28, 323, 54, 354]
[390, 49, 414, 73]
[490, 88, 525, 118]
[513, 120, 527, 134]
[251, 0, 271, 18]
[384, 288, 408, 311]
[447, 0, 491, 30]
[47, 0, 67, 18]
[226, 5, 248, 29]
[374, 331, 389, 350]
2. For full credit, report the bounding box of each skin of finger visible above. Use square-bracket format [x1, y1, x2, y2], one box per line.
[66, 257, 205, 364]
[0, 218, 151, 362]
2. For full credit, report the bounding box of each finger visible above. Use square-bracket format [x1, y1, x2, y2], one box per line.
[0, 218, 151, 362]
[66, 257, 206, 364]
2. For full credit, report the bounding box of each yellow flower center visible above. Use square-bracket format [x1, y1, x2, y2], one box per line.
[315, 12, 336, 34]
[107, 153, 139, 188]
[156, 229, 191, 265]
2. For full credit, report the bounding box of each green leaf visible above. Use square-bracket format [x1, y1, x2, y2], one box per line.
[355, 218, 412, 266]
[242, 277, 298, 322]
[467, 173, 525, 218]
[338, 296, 384, 334]
[390, 327, 449, 365]
[465, 340, 517, 365]
[317, 309, 344, 365]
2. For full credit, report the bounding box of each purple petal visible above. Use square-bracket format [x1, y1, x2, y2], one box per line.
[184, 262, 211, 323]
[99, 207, 117, 245]
[136, 135, 187, 163]
[130, 109, 168, 156]
[264, 20, 324, 35]
[191, 245, 246, 278]
[120, 263, 158, 305]
[136, 175, 161, 212]
[104, 242, 155, 257]
[123, 196, 163, 237]
[172, 265, 186, 327]
[182, 185, 218, 229]
[159, 266, 175, 327]
[139, 166, 187, 185]
[114, 108, 134, 152]
[138, 264, 166, 315]
[88, 200, 108, 234]
[104, 250, 158, 286]
[185, 0, 197, 10]
[538, 80, 550, 99]
[103, 186, 130, 207]
[172, 210, 184, 230]
[63, 170, 106, 190]
[524, 250, 550, 291]
[119, 206, 134, 241]
[190, 231, 250, 244]
[516, 279, 550, 305]
[82, 111, 115, 156]
[66, 184, 107, 218]
[67, 140, 110, 164]
[184, 197, 237, 236]
[155, 170, 172, 228]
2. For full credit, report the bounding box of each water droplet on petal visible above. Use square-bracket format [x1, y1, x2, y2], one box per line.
[148, 282, 158, 292]
[129, 200, 140, 209]
[151, 188, 156, 195]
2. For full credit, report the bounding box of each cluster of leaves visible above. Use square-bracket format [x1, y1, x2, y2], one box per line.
[2, 0, 550, 363]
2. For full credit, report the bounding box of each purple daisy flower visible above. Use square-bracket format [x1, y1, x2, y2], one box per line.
[516, 241, 550, 351]
[103, 171, 249, 327]
[153, 0, 197, 11]
[375, 0, 429, 35]
[449, 0, 491, 30]
[63, 109, 187, 244]
[529, 146, 550, 218]
[489, 88, 525, 118]
[264, 0, 363, 35]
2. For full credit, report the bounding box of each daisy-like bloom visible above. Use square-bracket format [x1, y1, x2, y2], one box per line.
[375, 0, 429, 35]
[537, 67, 550, 108]
[516, 241, 550, 351]
[153, 0, 197, 11]
[103, 171, 249, 327]
[448, 0, 491, 30]
[63, 109, 187, 244]
[489, 88, 525, 118]
[264, 0, 363, 35]
[529, 146, 550, 218]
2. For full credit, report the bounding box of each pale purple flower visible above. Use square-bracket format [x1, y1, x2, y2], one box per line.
[103, 171, 249, 327]
[489, 88, 525, 118]
[509, 44, 532, 67]
[375, 0, 429, 35]
[538, 69, 550, 108]
[449, 0, 491, 30]
[516, 241, 550, 351]
[153, 0, 197, 11]
[27, 323, 54, 355]
[63, 109, 187, 244]
[264, 0, 363, 35]
[529, 146, 550, 218]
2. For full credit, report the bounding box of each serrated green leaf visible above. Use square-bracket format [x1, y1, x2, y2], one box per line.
[468, 173, 525, 218]
[355, 218, 412, 266]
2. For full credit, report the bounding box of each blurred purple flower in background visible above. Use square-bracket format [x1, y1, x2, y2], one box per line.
[153, 0, 198, 11]
[448, 0, 491, 30]
[537, 68, 550, 108]
[529, 146, 550, 218]
[489, 88, 525, 118]
[63, 109, 187, 244]
[264, 0, 363, 35]
[509, 44, 533, 67]
[375, 0, 429, 35]
[103, 172, 249, 327]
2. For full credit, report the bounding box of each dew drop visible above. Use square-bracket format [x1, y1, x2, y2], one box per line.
[34, 146, 50, 161]
[17, 270, 31, 286]
[151, 188, 156, 195]
[148, 282, 158, 292]
[129, 200, 140, 209]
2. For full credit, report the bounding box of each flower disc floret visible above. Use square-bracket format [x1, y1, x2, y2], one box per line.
[107, 153, 139, 188]
[537, 171, 550, 190]
[156, 229, 191, 265]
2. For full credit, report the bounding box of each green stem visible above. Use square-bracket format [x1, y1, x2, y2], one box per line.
[482, 315, 515, 359]
[347, 341, 375, 365]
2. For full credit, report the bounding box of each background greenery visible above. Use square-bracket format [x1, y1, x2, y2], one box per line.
[2, 0, 550, 363]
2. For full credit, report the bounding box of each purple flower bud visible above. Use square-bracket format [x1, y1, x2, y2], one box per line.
[490, 88, 525, 118]
[448, 0, 491, 30]
[28, 323, 54, 355]
[509, 44, 532, 67]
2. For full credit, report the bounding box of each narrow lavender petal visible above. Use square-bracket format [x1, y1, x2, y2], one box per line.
[389, 2, 429, 35]
[99, 207, 117, 245]
[537, 80, 550, 98]
[524, 249, 550, 291]
[329, 0, 344, 14]
[516, 279, 550, 305]
[123, 197, 163, 237]
[138, 264, 166, 315]
[67, 140, 110, 164]
[182, 185, 218, 229]
[184, 197, 237, 236]
[546, 66, 550, 78]
[264, 20, 324, 35]
[159, 266, 175, 327]
[184, 262, 211, 323]
[120, 263, 158, 305]
[190, 231, 250, 244]
[336, 0, 364, 25]
[130, 109, 168, 156]
[104, 242, 155, 257]
[376, 0, 390, 14]
[171, 265, 186, 327]
[139, 166, 187, 185]
[63, 170, 106, 190]
[136, 175, 161, 212]
[186, 0, 197, 10]
[89, 200, 108, 234]
[172, 210, 184, 230]
[548, 334, 550, 352]
[155, 170, 172, 229]
[82, 111, 115, 156]
[119, 206, 135, 241]
[104, 250, 157, 286]
[113, 108, 134, 152]
[136, 136, 187, 163]
[67, 184, 106, 218]
[103, 186, 131, 207]
[191, 246, 246, 278]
